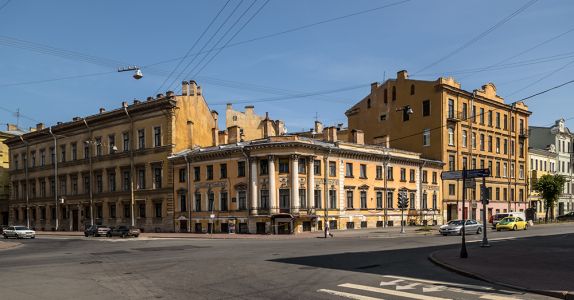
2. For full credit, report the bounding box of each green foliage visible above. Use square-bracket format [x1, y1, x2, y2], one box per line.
[533, 174, 566, 220]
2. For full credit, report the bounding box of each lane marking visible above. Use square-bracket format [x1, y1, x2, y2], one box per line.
[317, 289, 384, 300]
[340, 283, 452, 300]
[383, 275, 493, 291]
[379, 279, 404, 286]
[396, 283, 420, 290]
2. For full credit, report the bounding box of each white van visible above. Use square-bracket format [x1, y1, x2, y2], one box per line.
[491, 211, 526, 228]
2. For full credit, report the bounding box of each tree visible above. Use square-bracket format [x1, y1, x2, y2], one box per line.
[533, 174, 566, 222]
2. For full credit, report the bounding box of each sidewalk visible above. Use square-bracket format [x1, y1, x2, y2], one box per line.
[34, 225, 435, 240]
[0, 241, 21, 250]
[429, 233, 574, 299]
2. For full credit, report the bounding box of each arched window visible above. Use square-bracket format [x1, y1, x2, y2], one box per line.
[448, 127, 454, 146]
[367, 98, 371, 108]
[410, 84, 415, 95]
[384, 89, 388, 103]
[392, 86, 396, 101]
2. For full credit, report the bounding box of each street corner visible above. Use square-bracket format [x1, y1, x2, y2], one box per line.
[0, 240, 22, 250]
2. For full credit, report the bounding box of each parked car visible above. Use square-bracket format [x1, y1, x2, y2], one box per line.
[557, 212, 574, 221]
[106, 226, 140, 238]
[496, 216, 527, 231]
[84, 225, 111, 237]
[439, 220, 482, 236]
[3, 226, 36, 239]
[491, 212, 526, 228]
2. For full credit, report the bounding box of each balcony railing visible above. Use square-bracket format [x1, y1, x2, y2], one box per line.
[519, 129, 528, 138]
[447, 110, 464, 122]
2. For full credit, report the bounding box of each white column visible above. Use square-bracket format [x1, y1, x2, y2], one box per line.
[250, 158, 258, 215]
[308, 157, 315, 209]
[268, 156, 277, 214]
[291, 155, 300, 213]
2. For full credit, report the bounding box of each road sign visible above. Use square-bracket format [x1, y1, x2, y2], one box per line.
[464, 178, 476, 188]
[466, 168, 490, 178]
[441, 171, 463, 180]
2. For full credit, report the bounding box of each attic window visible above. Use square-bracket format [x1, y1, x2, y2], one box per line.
[410, 84, 415, 95]
[367, 98, 371, 108]
[232, 116, 238, 121]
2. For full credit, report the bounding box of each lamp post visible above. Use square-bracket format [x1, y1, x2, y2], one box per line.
[48, 127, 59, 231]
[118, 66, 143, 80]
[19, 136, 30, 229]
[82, 119, 95, 228]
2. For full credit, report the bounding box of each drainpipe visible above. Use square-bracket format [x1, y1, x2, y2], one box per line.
[19, 136, 30, 229]
[48, 127, 59, 231]
[82, 119, 94, 227]
[323, 148, 332, 238]
[123, 106, 136, 227]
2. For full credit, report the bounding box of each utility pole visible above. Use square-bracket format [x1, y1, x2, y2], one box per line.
[48, 127, 59, 231]
[460, 167, 468, 258]
[480, 175, 490, 247]
[19, 136, 29, 228]
[82, 119, 94, 227]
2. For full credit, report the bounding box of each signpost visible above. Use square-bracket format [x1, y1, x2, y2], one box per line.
[441, 168, 491, 258]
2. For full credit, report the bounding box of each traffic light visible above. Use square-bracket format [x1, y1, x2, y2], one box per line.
[398, 191, 409, 209]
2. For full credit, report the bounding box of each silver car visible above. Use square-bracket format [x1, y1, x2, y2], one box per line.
[3, 226, 36, 239]
[439, 220, 482, 236]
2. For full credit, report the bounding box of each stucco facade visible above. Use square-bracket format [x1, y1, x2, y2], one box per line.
[528, 147, 558, 220]
[170, 135, 443, 234]
[346, 70, 531, 222]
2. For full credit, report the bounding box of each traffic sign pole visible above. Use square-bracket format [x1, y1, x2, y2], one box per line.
[480, 176, 491, 248]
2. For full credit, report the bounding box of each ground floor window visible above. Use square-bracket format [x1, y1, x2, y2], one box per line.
[138, 203, 145, 218]
[329, 220, 337, 229]
[109, 204, 116, 218]
[154, 202, 162, 218]
[361, 221, 367, 228]
[346, 222, 354, 229]
[123, 204, 130, 218]
[376, 221, 383, 227]
[220, 192, 228, 212]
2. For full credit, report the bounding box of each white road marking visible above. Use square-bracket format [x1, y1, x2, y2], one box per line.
[340, 283, 452, 300]
[383, 275, 494, 291]
[396, 283, 420, 290]
[379, 279, 404, 286]
[317, 289, 384, 300]
[479, 295, 520, 300]
[422, 286, 446, 293]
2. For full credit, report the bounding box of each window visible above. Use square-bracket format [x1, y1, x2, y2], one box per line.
[448, 99, 455, 119]
[195, 193, 202, 212]
[279, 189, 289, 210]
[109, 204, 116, 219]
[511, 116, 515, 131]
[299, 189, 307, 209]
[519, 164, 524, 179]
[123, 132, 130, 152]
[376, 166, 383, 179]
[488, 161, 493, 174]
[472, 158, 477, 169]
[409, 169, 415, 182]
[314, 160, 321, 175]
[387, 166, 394, 180]
[238, 161, 246, 177]
[122, 170, 130, 191]
[329, 161, 336, 177]
[329, 190, 337, 208]
[471, 105, 476, 122]
[519, 142, 524, 158]
[360, 191, 367, 209]
[50, 147, 55, 164]
[153, 167, 162, 189]
[154, 202, 162, 218]
[387, 191, 394, 209]
[315, 190, 322, 209]
[410, 84, 415, 95]
[503, 139, 508, 154]
[488, 110, 493, 127]
[360, 164, 367, 179]
[392, 86, 396, 101]
[95, 137, 102, 156]
[137, 169, 146, 189]
[496, 162, 501, 177]
[422, 100, 430, 117]
[400, 168, 406, 181]
[471, 133, 476, 149]
[480, 134, 485, 151]
[220, 192, 228, 212]
[410, 192, 415, 209]
[194, 167, 200, 181]
[260, 190, 269, 209]
[180, 193, 187, 212]
[462, 103, 468, 120]
[496, 112, 500, 128]
[138, 129, 145, 149]
[346, 191, 354, 209]
[71, 177, 78, 195]
[260, 159, 268, 175]
[503, 114, 508, 130]
[298, 158, 306, 174]
[139, 203, 146, 218]
[503, 163, 508, 178]
[421, 192, 428, 209]
[238, 191, 247, 210]
[380, 114, 387, 121]
[179, 168, 186, 183]
[345, 163, 353, 177]
[448, 155, 455, 171]
[432, 193, 438, 209]
[220, 164, 227, 179]
[108, 172, 116, 192]
[206, 165, 213, 180]
[480, 108, 485, 124]
[448, 127, 454, 146]
[423, 129, 430, 146]
[488, 136, 493, 152]
[449, 184, 455, 195]
[462, 157, 468, 169]
[376, 192, 383, 209]
[153, 126, 161, 147]
[462, 130, 467, 147]
[60, 145, 66, 162]
[278, 159, 289, 174]
[108, 134, 115, 153]
[208, 192, 215, 211]
[367, 98, 371, 108]
[71, 143, 77, 161]
[83, 144, 89, 159]
[432, 172, 437, 184]
[496, 137, 500, 153]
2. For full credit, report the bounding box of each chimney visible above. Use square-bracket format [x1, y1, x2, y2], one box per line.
[189, 80, 197, 96]
[6, 124, 18, 131]
[122, 101, 128, 108]
[146, 96, 153, 101]
[228, 126, 241, 144]
[226, 103, 233, 110]
[219, 130, 228, 145]
[72, 117, 81, 122]
[212, 128, 219, 147]
[36, 123, 45, 131]
[211, 110, 219, 130]
[397, 70, 409, 80]
[133, 99, 141, 105]
[371, 82, 378, 93]
[197, 86, 202, 96]
[351, 129, 364, 145]
[29, 127, 37, 133]
[314, 121, 323, 134]
[182, 81, 189, 96]
[99, 108, 106, 114]
[323, 126, 338, 142]
[244, 105, 254, 115]
[156, 93, 164, 99]
[166, 91, 175, 98]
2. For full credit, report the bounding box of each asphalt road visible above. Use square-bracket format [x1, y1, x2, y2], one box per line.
[1, 224, 572, 300]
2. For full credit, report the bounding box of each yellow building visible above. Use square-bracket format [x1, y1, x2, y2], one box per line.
[5, 81, 284, 232]
[170, 133, 443, 234]
[528, 147, 558, 221]
[346, 70, 531, 222]
[1, 124, 26, 226]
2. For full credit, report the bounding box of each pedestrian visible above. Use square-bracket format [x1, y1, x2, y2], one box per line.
[325, 224, 334, 238]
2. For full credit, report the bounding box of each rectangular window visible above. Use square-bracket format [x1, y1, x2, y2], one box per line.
[220, 164, 227, 179]
[314, 160, 321, 175]
[488, 136, 493, 152]
[238, 161, 246, 177]
[154, 202, 162, 218]
[194, 167, 200, 181]
[314, 190, 322, 209]
[96, 174, 103, 193]
[448, 155, 455, 171]
[400, 168, 406, 181]
[299, 189, 307, 209]
[154, 126, 161, 147]
[137, 169, 146, 189]
[179, 168, 186, 183]
[298, 158, 306, 174]
[139, 204, 146, 218]
[220, 192, 228, 212]
[462, 103, 468, 120]
[260, 159, 268, 175]
[496, 137, 500, 153]
[123, 132, 130, 152]
[432, 193, 437, 209]
[422, 100, 430, 116]
[376, 166, 383, 179]
[71, 143, 77, 161]
[195, 193, 202, 212]
[360, 191, 367, 209]
[376, 191, 383, 209]
[423, 129, 430, 146]
[503, 114, 508, 130]
[60, 145, 66, 162]
[108, 134, 115, 153]
[409, 169, 415, 182]
[360, 164, 367, 179]
[496, 162, 501, 177]
[279, 189, 289, 210]
[480, 108, 485, 124]
[472, 132, 476, 149]
[124, 204, 130, 218]
[109, 204, 116, 219]
[387, 166, 394, 180]
[387, 191, 394, 209]
[496, 112, 500, 128]
[95, 137, 102, 156]
[462, 130, 467, 147]
[329, 190, 337, 209]
[346, 190, 354, 209]
[208, 192, 215, 211]
[206, 165, 213, 180]
[260, 190, 269, 209]
[503, 139, 508, 154]
[83, 176, 89, 194]
[153, 167, 162, 189]
[449, 184, 455, 195]
[432, 172, 437, 184]
[279, 159, 289, 173]
[108, 172, 116, 192]
[83, 144, 89, 159]
[138, 129, 145, 149]
[488, 110, 493, 127]
[238, 191, 247, 210]
[123, 170, 130, 191]
[71, 177, 78, 195]
[329, 161, 336, 177]
[448, 99, 455, 119]
[180, 193, 187, 212]
[421, 193, 428, 209]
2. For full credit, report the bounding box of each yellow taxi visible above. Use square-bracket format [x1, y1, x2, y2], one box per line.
[496, 216, 528, 231]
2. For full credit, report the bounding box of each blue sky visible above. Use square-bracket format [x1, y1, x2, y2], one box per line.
[0, 0, 573, 133]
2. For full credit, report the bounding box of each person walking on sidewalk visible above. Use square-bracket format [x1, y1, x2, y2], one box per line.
[324, 223, 334, 238]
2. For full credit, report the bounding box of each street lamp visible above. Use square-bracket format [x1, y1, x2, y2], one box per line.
[118, 66, 143, 80]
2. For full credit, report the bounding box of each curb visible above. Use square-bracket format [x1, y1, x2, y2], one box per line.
[0, 241, 22, 251]
[428, 251, 574, 300]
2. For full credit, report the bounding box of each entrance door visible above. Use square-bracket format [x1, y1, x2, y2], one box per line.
[180, 220, 188, 232]
[277, 222, 290, 234]
[72, 210, 79, 231]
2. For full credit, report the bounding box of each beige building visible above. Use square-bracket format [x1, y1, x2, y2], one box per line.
[346, 70, 531, 222]
[528, 147, 558, 220]
[5, 81, 284, 232]
[1, 124, 26, 226]
[170, 133, 443, 234]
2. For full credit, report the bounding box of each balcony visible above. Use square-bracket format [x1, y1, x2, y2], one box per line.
[519, 129, 528, 139]
[446, 110, 464, 122]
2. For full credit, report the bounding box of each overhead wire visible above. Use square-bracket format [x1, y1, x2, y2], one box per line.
[0, 0, 10, 13]
[413, 0, 538, 76]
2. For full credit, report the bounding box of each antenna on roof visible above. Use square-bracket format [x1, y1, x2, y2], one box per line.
[14, 108, 20, 129]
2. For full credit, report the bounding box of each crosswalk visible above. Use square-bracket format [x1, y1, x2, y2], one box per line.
[317, 275, 529, 300]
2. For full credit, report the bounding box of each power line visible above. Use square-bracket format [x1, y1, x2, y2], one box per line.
[413, 0, 538, 76]
[386, 79, 574, 145]
[0, 0, 11, 13]
[0, 71, 115, 88]
[155, 0, 231, 94]
[506, 58, 574, 97]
